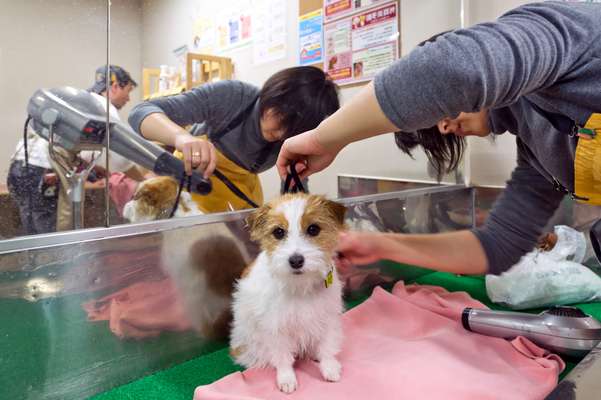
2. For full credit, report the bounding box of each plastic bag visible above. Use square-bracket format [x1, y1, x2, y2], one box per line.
[545, 225, 587, 263]
[486, 225, 601, 310]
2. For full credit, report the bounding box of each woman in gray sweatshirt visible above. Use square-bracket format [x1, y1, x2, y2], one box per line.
[129, 66, 338, 212]
[277, 1, 601, 276]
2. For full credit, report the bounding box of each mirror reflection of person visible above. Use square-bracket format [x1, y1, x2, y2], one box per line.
[353, 62, 363, 78]
[6, 65, 138, 235]
[277, 2, 601, 277]
[128, 66, 339, 213]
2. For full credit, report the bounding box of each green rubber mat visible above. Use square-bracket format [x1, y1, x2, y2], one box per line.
[92, 268, 601, 400]
[90, 347, 242, 400]
[0, 291, 228, 400]
[90, 294, 372, 400]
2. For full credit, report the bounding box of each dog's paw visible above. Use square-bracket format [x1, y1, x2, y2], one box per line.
[277, 369, 298, 393]
[319, 358, 341, 382]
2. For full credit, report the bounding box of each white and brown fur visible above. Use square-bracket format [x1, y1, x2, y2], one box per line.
[230, 193, 346, 393]
[123, 176, 202, 222]
[123, 176, 250, 339]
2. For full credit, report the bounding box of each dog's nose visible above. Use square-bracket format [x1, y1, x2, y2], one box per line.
[288, 254, 305, 269]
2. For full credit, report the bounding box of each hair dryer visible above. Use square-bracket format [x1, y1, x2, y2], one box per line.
[27, 87, 211, 195]
[462, 306, 601, 357]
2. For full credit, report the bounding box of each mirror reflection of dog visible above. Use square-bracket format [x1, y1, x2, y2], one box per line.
[124, 176, 251, 339]
[161, 226, 252, 340]
[182, 234, 247, 338]
[123, 176, 201, 222]
[230, 193, 347, 393]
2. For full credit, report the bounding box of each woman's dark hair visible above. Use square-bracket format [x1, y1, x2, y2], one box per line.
[259, 66, 339, 138]
[394, 31, 465, 181]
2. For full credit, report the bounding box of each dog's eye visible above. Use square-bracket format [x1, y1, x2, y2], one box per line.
[306, 224, 321, 237]
[272, 227, 286, 240]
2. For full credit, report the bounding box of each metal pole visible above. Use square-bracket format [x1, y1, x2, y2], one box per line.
[104, 0, 111, 227]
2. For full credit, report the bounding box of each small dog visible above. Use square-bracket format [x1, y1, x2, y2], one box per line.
[123, 176, 202, 222]
[230, 193, 346, 393]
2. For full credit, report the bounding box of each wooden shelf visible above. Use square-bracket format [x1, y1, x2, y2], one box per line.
[142, 53, 234, 99]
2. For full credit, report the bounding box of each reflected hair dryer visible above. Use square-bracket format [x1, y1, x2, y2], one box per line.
[26, 87, 211, 195]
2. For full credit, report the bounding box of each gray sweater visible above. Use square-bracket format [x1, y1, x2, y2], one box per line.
[374, 1, 601, 274]
[128, 80, 281, 174]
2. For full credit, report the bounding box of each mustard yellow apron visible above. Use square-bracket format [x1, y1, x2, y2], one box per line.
[174, 137, 263, 213]
[574, 113, 601, 205]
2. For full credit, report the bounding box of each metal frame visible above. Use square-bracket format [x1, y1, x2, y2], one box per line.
[0, 185, 469, 255]
[0, 186, 476, 399]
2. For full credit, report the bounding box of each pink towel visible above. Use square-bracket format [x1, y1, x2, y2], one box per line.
[108, 172, 138, 216]
[194, 282, 564, 400]
[83, 279, 192, 339]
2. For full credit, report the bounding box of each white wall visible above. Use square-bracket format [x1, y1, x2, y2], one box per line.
[140, 0, 463, 199]
[0, 0, 533, 199]
[0, 0, 143, 183]
[464, 0, 531, 187]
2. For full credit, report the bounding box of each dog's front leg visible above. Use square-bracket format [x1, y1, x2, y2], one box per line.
[316, 323, 342, 382]
[272, 352, 297, 394]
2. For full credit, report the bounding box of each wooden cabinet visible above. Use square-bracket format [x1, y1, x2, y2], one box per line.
[142, 53, 234, 99]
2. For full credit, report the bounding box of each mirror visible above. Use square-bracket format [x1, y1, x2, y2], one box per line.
[0, 0, 463, 238]
[0, 0, 468, 241]
[106, 0, 467, 232]
[1, 1, 114, 240]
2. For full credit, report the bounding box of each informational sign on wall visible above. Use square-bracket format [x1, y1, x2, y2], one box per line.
[191, 0, 253, 54]
[299, 9, 324, 65]
[324, 1, 399, 85]
[253, 0, 287, 64]
[324, 0, 390, 23]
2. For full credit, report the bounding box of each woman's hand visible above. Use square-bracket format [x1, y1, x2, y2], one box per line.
[138, 113, 217, 178]
[335, 231, 396, 271]
[276, 128, 341, 180]
[337, 230, 488, 276]
[174, 134, 217, 178]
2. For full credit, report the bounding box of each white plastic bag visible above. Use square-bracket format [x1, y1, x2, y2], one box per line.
[486, 225, 601, 310]
[545, 225, 587, 263]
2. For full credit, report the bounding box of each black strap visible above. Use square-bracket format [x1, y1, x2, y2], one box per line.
[169, 174, 191, 218]
[169, 170, 258, 217]
[185, 96, 262, 210]
[23, 116, 31, 167]
[213, 170, 259, 209]
[208, 96, 262, 208]
[282, 161, 306, 194]
[209, 96, 259, 142]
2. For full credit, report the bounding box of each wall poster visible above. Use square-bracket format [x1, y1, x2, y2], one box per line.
[299, 9, 324, 65]
[324, 0, 389, 22]
[253, 0, 287, 64]
[324, 1, 399, 85]
[191, 0, 253, 54]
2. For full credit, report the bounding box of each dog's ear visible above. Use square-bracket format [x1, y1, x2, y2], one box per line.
[324, 199, 346, 226]
[246, 204, 271, 241]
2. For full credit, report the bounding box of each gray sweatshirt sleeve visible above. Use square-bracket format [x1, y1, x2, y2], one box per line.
[374, 2, 597, 131]
[472, 141, 564, 275]
[128, 80, 258, 135]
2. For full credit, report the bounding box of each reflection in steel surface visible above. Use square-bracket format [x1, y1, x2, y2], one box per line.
[0, 186, 473, 399]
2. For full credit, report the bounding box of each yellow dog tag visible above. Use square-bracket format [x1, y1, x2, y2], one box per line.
[325, 268, 334, 288]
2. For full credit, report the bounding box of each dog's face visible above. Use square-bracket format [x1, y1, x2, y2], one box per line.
[246, 193, 346, 281]
[123, 176, 197, 222]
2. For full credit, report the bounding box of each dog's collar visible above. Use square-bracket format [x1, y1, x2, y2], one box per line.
[324, 266, 334, 288]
